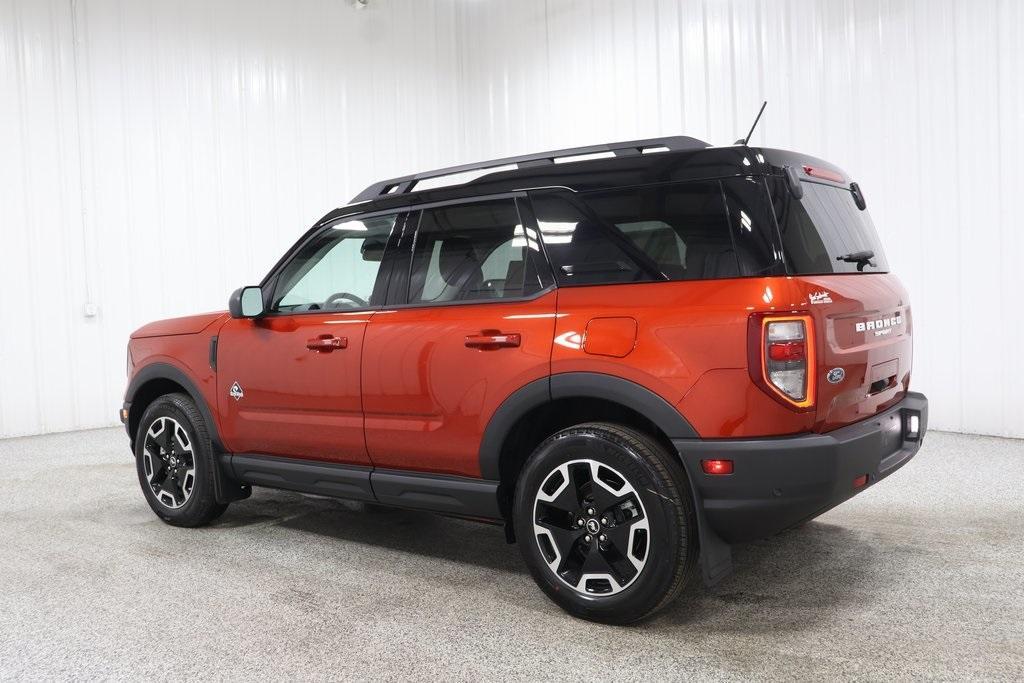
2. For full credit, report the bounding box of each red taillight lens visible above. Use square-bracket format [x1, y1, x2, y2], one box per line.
[754, 315, 816, 410]
[768, 340, 806, 362]
[701, 459, 734, 475]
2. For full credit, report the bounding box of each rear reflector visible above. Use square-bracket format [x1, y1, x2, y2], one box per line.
[701, 459, 734, 475]
[853, 474, 869, 489]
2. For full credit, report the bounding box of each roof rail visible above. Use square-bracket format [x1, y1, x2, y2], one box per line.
[350, 135, 710, 202]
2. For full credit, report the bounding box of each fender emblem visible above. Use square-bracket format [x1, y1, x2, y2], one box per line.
[229, 381, 244, 401]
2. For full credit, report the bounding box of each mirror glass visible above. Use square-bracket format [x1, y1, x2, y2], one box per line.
[240, 286, 264, 317]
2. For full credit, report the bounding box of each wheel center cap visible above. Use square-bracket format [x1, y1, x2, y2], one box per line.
[585, 519, 600, 534]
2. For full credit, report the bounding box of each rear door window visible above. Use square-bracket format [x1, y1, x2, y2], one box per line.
[770, 178, 890, 274]
[407, 198, 546, 303]
[529, 180, 784, 286]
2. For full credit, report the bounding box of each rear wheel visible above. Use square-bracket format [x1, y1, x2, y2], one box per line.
[135, 393, 227, 527]
[513, 422, 697, 624]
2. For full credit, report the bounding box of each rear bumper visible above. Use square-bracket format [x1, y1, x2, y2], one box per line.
[674, 391, 928, 544]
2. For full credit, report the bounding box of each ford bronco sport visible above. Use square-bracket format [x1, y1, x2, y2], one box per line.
[122, 136, 928, 623]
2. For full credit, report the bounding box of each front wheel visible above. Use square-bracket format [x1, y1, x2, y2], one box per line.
[135, 393, 227, 527]
[513, 423, 697, 624]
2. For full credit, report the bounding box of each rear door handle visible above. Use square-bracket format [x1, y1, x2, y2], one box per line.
[306, 334, 348, 352]
[464, 332, 521, 349]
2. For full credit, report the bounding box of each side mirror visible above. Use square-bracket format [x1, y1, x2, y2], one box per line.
[229, 286, 265, 318]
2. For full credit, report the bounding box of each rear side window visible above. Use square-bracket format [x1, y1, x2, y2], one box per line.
[530, 179, 784, 286]
[771, 179, 890, 273]
[408, 198, 545, 304]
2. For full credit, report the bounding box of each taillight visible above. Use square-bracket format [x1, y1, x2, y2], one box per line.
[749, 314, 816, 410]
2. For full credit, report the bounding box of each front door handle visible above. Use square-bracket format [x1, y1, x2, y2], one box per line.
[464, 332, 521, 349]
[306, 334, 348, 352]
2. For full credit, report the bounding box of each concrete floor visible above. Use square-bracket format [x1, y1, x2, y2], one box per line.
[0, 428, 1021, 681]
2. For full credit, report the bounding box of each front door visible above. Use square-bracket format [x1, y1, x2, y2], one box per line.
[361, 197, 556, 478]
[216, 212, 401, 464]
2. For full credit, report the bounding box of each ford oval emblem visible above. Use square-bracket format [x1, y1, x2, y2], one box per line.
[827, 368, 845, 384]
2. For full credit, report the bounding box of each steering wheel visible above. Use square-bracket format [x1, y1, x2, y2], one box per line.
[324, 292, 368, 309]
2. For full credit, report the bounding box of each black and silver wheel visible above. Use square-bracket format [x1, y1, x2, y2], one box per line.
[141, 416, 196, 509]
[533, 459, 649, 596]
[135, 393, 227, 527]
[514, 422, 697, 624]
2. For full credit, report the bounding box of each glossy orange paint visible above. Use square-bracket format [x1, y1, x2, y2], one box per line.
[131, 311, 225, 338]
[552, 273, 911, 438]
[126, 271, 912, 467]
[360, 292, 557, 477]
[794, 274, 913, 432]
[582, 317, 638, 358]
[128, 312, 227, 433]
[215, 312, 373, 464]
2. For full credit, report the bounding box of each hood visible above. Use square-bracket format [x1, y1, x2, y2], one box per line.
[130, 311, 227, 339]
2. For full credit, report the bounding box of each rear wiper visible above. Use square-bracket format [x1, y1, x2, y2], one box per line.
[835, 250, 876, 272]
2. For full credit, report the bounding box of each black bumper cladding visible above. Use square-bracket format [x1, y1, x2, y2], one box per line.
[674, 392, 928, 546]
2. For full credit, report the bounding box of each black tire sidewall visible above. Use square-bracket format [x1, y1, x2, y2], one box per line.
[513, 425, 692, 623]
[134, 394, 219, 525]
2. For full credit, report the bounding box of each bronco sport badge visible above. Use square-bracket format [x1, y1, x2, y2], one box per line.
[229, 381, 244, 401]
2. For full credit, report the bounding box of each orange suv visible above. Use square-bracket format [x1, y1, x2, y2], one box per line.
[122, 137, 928, 623]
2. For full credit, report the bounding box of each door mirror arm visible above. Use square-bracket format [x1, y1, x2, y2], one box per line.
[229, 286, 266, 319]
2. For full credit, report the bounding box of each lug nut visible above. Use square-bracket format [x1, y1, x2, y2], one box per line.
[576, 517, 585, 527]
[584, 534, 592, 543]
[586, 507, 595, 515]
[599, 534, 607, 542]
[600, 517, 607, 525]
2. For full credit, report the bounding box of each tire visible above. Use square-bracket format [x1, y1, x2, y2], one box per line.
[513, 422, 698, 624]
[135, 393, 228, 527]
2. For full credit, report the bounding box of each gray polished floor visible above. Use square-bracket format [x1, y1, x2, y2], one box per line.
[1, 427, 1021, 680]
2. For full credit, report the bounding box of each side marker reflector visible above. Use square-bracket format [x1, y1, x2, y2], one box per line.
[701, 459, 734, 475]
[853, 474, 869, 489]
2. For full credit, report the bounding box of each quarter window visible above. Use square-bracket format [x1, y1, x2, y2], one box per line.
[530, 180, 783, 286]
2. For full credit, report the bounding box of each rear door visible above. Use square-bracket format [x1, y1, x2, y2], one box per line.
[361, 195, 557, 478]
[768, 170, 912, 431]
[215, 212, 402, 463]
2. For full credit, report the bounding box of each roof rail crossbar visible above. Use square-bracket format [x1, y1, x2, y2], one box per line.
[350, 135, 710, 202]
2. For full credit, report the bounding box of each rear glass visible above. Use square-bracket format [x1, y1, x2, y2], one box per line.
[772, 179, 890, 274]
[530, 179, 784, 286]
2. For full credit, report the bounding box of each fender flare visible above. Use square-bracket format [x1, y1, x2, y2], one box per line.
[477, 372, 698, 480]
[125, 362, 225, 453]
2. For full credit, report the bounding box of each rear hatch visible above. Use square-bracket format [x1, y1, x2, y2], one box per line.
[767, 162, 912, 432]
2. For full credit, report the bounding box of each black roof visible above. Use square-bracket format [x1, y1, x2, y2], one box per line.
[331, 138, 849, 221]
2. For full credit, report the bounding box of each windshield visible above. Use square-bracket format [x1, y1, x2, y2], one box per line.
[773, 180, 890, 274]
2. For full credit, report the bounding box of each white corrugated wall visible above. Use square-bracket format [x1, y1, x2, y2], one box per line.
[1, 0, 1021, 439]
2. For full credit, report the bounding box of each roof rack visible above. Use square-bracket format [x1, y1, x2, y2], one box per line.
[350, 135, 710, 202]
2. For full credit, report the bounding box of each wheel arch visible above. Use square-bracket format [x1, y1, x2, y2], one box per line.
[480, 372, 699, 517]
[125, 362, 224, 453]
[479, 373, 698, 479]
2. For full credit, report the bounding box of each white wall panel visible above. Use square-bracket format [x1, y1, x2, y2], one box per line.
[0, 0, 1021, 438]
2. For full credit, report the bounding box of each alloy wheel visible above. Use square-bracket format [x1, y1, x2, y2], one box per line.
[532, 459, 649, 596]
[142, 416, 196, 509]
